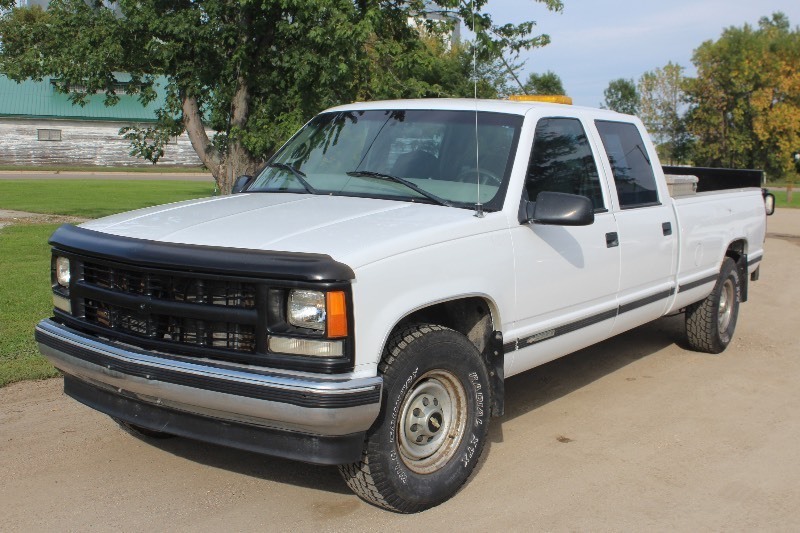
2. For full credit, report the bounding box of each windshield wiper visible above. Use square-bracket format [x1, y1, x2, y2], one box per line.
[268, 163, 319, 194]
[346, 170, 452, 207]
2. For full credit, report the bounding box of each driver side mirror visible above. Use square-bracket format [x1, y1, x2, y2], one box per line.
[232, 175, 254, 194]
[524, 191, 595, 226]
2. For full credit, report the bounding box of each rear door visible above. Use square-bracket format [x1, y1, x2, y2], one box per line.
[592, 120, 678, 336]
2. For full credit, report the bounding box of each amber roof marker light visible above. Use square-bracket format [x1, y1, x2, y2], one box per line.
[509, 95, 573, 105]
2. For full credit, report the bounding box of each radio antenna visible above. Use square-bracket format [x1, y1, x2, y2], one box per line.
[472, 0, 484, 218]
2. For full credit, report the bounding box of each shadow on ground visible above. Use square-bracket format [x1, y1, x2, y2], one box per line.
[131, 426, 352, 494]
[125, 313, 688, 495]
[499, 313, 686, 427]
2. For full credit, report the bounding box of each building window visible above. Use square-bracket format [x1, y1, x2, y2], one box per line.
[38, 129, 62, 142]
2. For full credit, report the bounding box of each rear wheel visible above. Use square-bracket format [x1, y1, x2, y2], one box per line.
[685, 257, 741, 353]
[339, 324, 491, 513]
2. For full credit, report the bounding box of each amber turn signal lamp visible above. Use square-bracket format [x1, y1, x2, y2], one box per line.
[326, 291, 348, 338]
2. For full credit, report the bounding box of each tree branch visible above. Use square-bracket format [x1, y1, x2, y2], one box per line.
[182, 95, 220, 176]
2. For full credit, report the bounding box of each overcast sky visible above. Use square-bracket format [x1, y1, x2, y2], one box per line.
[480, 0, 800, 107]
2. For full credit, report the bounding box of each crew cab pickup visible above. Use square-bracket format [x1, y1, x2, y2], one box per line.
[36, 98, 773, 513]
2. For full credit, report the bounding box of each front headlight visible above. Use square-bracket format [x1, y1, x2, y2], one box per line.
[52, 255, 72, 314]
[275, 289, 349, 359]
[55, 256, 71, 287]
[288, 290, 326, 331]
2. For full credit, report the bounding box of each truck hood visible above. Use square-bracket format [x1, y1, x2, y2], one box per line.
[80, 193, 505, 269]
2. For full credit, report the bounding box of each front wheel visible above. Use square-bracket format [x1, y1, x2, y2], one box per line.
[339, 324, 491, 513]
[685, 257, 741, 353]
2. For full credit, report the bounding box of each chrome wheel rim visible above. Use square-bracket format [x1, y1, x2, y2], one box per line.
[397, 370, 468, 474]
[718, 278, 735, 331]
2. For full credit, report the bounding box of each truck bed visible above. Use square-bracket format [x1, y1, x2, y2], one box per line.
[662, 165, 765, 192]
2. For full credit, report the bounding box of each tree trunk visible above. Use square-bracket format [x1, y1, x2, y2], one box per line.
[216, 76, 259, 195]
[181, 92, 259, 195]
[218, 142, 259, 195]
[182, 95, 222, 187]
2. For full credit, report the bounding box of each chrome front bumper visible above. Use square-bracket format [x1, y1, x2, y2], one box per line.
[36, 319, 382, 464]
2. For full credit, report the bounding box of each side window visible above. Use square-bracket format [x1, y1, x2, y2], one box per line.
[595, 121, 659, 208]
[525, 118, 605, 211]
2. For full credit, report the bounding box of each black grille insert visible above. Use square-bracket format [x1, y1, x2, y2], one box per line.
[84, 299, 256, 352]
[83, 262, 256, 308]
[79, 261, 258, 354]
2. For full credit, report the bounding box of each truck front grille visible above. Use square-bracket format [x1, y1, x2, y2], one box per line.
[70, 260, 259, 357]
[84, 299, 256, 352]
[83, 262, 257, 308]
[48, 223, 355, 373]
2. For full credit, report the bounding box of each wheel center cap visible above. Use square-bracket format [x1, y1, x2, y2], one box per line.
[427, 412, 443, 433]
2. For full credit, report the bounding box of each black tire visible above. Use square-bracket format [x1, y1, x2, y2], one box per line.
[685, 257, 741, 353]
[112, 417, 175, 439]
[339, 324, 491, 513]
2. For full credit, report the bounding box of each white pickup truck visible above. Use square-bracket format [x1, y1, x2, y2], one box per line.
[37, 98, 773, 513]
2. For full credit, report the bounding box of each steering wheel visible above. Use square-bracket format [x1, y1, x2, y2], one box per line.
[456, 168, 502, 186]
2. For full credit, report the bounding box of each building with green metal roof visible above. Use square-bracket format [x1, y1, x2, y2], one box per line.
[0, 74, 201, 166]
[0, 75, 166, 122]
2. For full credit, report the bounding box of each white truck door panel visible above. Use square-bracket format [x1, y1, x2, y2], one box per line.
[592, 119, 678, 335]
[508, 116, 621, 376]
[508, 215, 620, 375]
[612, 205, 677, 333]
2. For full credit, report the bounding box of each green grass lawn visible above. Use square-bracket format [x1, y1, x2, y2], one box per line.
[772, 190, 800, 209]
[0, 224, 62, 387]
[0, 179, 216, 218]
[0, 179, 215, 386]
[0, 164, 207, 173]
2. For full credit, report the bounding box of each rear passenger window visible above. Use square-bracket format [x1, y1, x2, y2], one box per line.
[595, 121, 659, 208]
[525, 118, 605, 211]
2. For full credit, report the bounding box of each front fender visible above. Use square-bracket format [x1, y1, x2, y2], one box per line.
[350, 227, 515, 374]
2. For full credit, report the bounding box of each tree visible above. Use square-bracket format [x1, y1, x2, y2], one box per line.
[390, 34, 522, 100]
[602, 78, 638, 115]
[684, 12, 800, 180]
[637, 62, 690, 164]
[0, 0, 564, 193]
[523, 70, 565, 95]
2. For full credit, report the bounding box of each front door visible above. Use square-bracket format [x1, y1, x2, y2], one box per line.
[508, 116, 621, 376]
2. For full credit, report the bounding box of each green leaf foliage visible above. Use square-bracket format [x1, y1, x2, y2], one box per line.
[637, 62, 692, 165]
[523, 70, 565, 95]
[685, 12, 800, 179]
[602, 78, 639, 115]
[0, 0, 564, 192]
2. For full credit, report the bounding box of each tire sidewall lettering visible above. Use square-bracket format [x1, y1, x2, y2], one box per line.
[380, 333, 491, 500]
[461, 433, 480, 468]
[388, 366, 419, 484]
[388, 366, 418, 443]
[469, 371, 485, 426]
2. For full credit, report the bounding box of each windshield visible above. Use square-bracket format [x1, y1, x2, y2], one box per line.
[248, 109, 523, 211]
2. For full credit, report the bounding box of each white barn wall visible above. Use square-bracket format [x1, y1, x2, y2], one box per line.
[0, 118, 204, 166]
